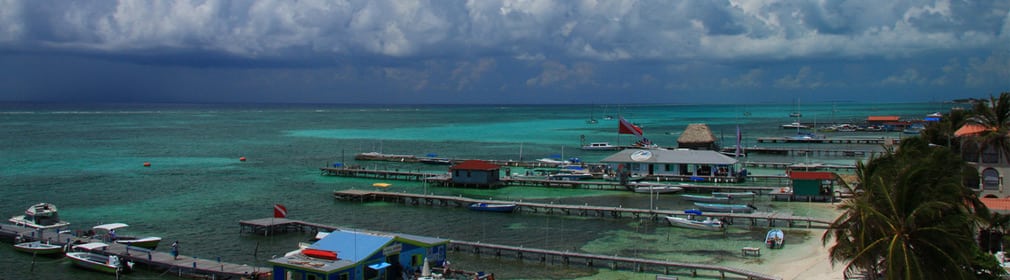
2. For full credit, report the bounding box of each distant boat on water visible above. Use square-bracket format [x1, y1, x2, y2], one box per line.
[693, 202, 756, 213]
[680, 194, 731, 203]
[467, 203, 517, 213]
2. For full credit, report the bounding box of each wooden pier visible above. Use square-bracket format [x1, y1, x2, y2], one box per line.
[0, 223, 270, 279]
[450, 240, 780, 280]
[332, 190, 831, 228]
[726, 146, 883, 157]
[744, 161, 857, 171]
[237, 218, 781, 280]
[756, 136, 898, 145]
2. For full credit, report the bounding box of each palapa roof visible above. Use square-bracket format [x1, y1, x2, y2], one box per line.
[677, 124, 716, 144]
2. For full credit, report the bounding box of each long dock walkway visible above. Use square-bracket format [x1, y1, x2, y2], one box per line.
[332, 190, 830, 228]
[756, 136, 898, 145]
[237, 218, 781, 280]
[0, 223, 270, 279]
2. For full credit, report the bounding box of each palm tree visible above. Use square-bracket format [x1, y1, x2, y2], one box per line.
[922, 106, 971, 150]
[966, 92, 1010, 161]
[823, 137, 992, 279]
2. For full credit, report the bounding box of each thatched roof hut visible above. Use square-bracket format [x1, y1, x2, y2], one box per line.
[677, 123, 717, 150]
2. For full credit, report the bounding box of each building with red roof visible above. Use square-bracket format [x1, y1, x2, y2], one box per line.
[955, 122, 1010, 198]
[781, 171, 842, 202]
[449, 160, 502, 188]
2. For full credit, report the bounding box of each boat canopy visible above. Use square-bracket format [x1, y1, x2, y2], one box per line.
[73, 242, 109, 251]
[93, 223, 129, 231]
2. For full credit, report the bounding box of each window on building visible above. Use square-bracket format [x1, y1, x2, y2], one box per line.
[983, 168, 1000, 190]
[665, 164, 674, 172]
[339, 273, 349, 280]
[982, 145, 1000, 163]
[963, 142, 979, 162]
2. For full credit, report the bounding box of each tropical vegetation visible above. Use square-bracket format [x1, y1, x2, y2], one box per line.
[823, 137, 1002, 279]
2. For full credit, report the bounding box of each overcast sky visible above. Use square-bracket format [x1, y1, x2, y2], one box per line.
[0, 0, 1008, 104]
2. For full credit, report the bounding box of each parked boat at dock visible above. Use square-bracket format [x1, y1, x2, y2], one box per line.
[780, 122, 809, 129]
[65, 242, 133, 274]
[467, 203, 517, 213]
[765, 228, 785, 249]
[665, 216, 725, 231]
[680, 194, 731, 203]
[92, 223, 162, 249]
[13, 240, 64, 256]
[9, 203, 70, 229]
[581, 142, 620, 151]
[712, 191, 756, 198]
[693, 202, 756, 213]
[631, 182, 684, 194]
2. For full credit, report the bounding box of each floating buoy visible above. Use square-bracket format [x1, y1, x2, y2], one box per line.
[239, 157, 246, 162]
[143, 162, 151, 167]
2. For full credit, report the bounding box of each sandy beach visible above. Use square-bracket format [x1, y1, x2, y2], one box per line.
[765, 228, 845, 280]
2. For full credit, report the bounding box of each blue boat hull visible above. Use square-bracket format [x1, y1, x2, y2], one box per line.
[467, 203, 516, 213]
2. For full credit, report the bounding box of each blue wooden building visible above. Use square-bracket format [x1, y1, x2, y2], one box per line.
[449, 160, 502, 188]
[268, 229, 448, 280]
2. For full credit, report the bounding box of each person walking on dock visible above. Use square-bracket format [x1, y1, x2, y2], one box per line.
[171, 241, 179, 260]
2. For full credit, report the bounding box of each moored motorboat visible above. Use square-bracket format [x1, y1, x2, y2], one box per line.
[631, 182, 684, 194]
[693, 202, 756, 213]
[581, 142, 620, 151]
[766, 228, 785, 249]
[92, 223, 162, 249]
[665, 216, 725, 231]
[780, 122, 809, 129]
[680, 194, 731, 203]
[13, 241, 64, 256]
[712, 191, 755, 198]
[65, 243, 133, 274]
[9, 203, 70, 229]
[467, 203, 517, 213]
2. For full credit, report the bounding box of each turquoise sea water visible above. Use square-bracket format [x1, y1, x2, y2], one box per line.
[0, 102, 944, 279]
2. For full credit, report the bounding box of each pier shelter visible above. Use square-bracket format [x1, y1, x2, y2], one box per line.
[268, 229, 448, 280]
[677, 124, 718, 150]
[600, 149, 742, 182]
[787, 171, 840, 202]
[449, 160, 502, 188]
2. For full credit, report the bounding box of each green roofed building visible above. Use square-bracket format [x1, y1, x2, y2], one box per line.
[268, 229, 448, 280]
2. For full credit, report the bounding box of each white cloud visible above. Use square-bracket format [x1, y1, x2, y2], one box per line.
[720, 69, 764, 89]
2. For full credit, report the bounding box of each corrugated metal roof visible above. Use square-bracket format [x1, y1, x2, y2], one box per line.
[789, 171, 836, 180]
[310, 230, 392, 262]
[450, 160, 499, 171]
[599, 149, 738, 165]
[867, 116, 900, 121]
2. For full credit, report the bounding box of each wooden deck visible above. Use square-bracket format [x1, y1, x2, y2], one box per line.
[727, 146, 882, 158]
[332, 190, 831, 228]
[0, 223, 270, 279]
[756, 136, 898, 145]
[236, 218, 781, 280]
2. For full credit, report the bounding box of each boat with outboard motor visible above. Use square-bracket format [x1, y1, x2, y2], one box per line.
[92, 223, 162, 249]
[65, 242, 133, 274]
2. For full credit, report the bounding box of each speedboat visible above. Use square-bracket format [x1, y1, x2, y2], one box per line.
[781, 122, 809, 129]
[9, 203, 70, 229]
[631, 182, 684, 194]
[712, 191, 755, 198]
[666, 216, 725, 231]
[467, 203, 517, 213]
[13, 241, 65, 256]
[765, 228, 785, 249]
[581, 142, 620, 151]
[693, 202, 756, 213]
[680, 194, 731, 203]
[93, 223, 162, 249]
[65, 243, 133, 274]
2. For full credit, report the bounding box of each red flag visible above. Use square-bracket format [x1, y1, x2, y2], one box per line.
[274, 204, 287, 218]
[618, 117, 643, 138]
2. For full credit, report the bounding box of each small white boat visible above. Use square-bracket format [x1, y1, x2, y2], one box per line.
[694, 202, 756, 213]
[9, 203, 70, 229]
[467, 203, 517, 213]
[712, 191, 755, 198]
[666, 216, 725, 231]
[781, 122, 809, 129]
[93, 223, 162, 249]
[765, 228, 785, 249]
[66, 242, 133, 274]
[581, 142, 620, 151]
[631, 182, 684, 194]
[680, 194, 731, 203]
[13, 241, 64, 255]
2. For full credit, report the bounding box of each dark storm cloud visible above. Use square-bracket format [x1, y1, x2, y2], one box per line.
[0, 0, 1007, 104]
